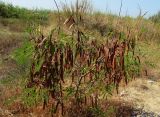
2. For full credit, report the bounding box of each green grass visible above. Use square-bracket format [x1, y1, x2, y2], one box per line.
[0, 2, 50, 25]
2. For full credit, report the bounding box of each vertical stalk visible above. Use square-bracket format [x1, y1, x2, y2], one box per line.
[53, 0, 61, 34]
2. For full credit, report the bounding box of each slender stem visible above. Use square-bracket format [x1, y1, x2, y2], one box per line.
[119, 0, 123, 17]
[53, 0, 61, 34]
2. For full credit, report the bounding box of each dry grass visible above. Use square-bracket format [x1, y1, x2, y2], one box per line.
[0, 25, 25, 56]
[138, 41, 160, 78]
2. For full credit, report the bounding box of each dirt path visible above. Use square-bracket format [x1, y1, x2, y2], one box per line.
[119, 77, 160, 115]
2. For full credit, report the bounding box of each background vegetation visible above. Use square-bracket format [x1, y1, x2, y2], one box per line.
[0, 2, 50, 24]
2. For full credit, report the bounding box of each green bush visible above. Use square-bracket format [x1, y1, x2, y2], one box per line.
[11, 38, 34, 72]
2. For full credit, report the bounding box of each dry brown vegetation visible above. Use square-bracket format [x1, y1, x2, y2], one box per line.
[23, 1, 141, 116]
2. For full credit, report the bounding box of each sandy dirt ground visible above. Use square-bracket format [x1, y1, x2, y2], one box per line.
[119, 77, 160, 115]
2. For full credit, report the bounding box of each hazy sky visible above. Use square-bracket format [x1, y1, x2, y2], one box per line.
[1, 0, 160, 17]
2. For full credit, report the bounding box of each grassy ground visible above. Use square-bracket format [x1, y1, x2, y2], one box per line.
[0, 4, 55, 116]
[139, 41, 160, 77]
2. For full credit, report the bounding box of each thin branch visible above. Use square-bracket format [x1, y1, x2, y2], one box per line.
[76, 0, 79, 26]
[137, 4, 142, 17]
[53, 0, 61, 33]
[119, 0, 123, 17]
